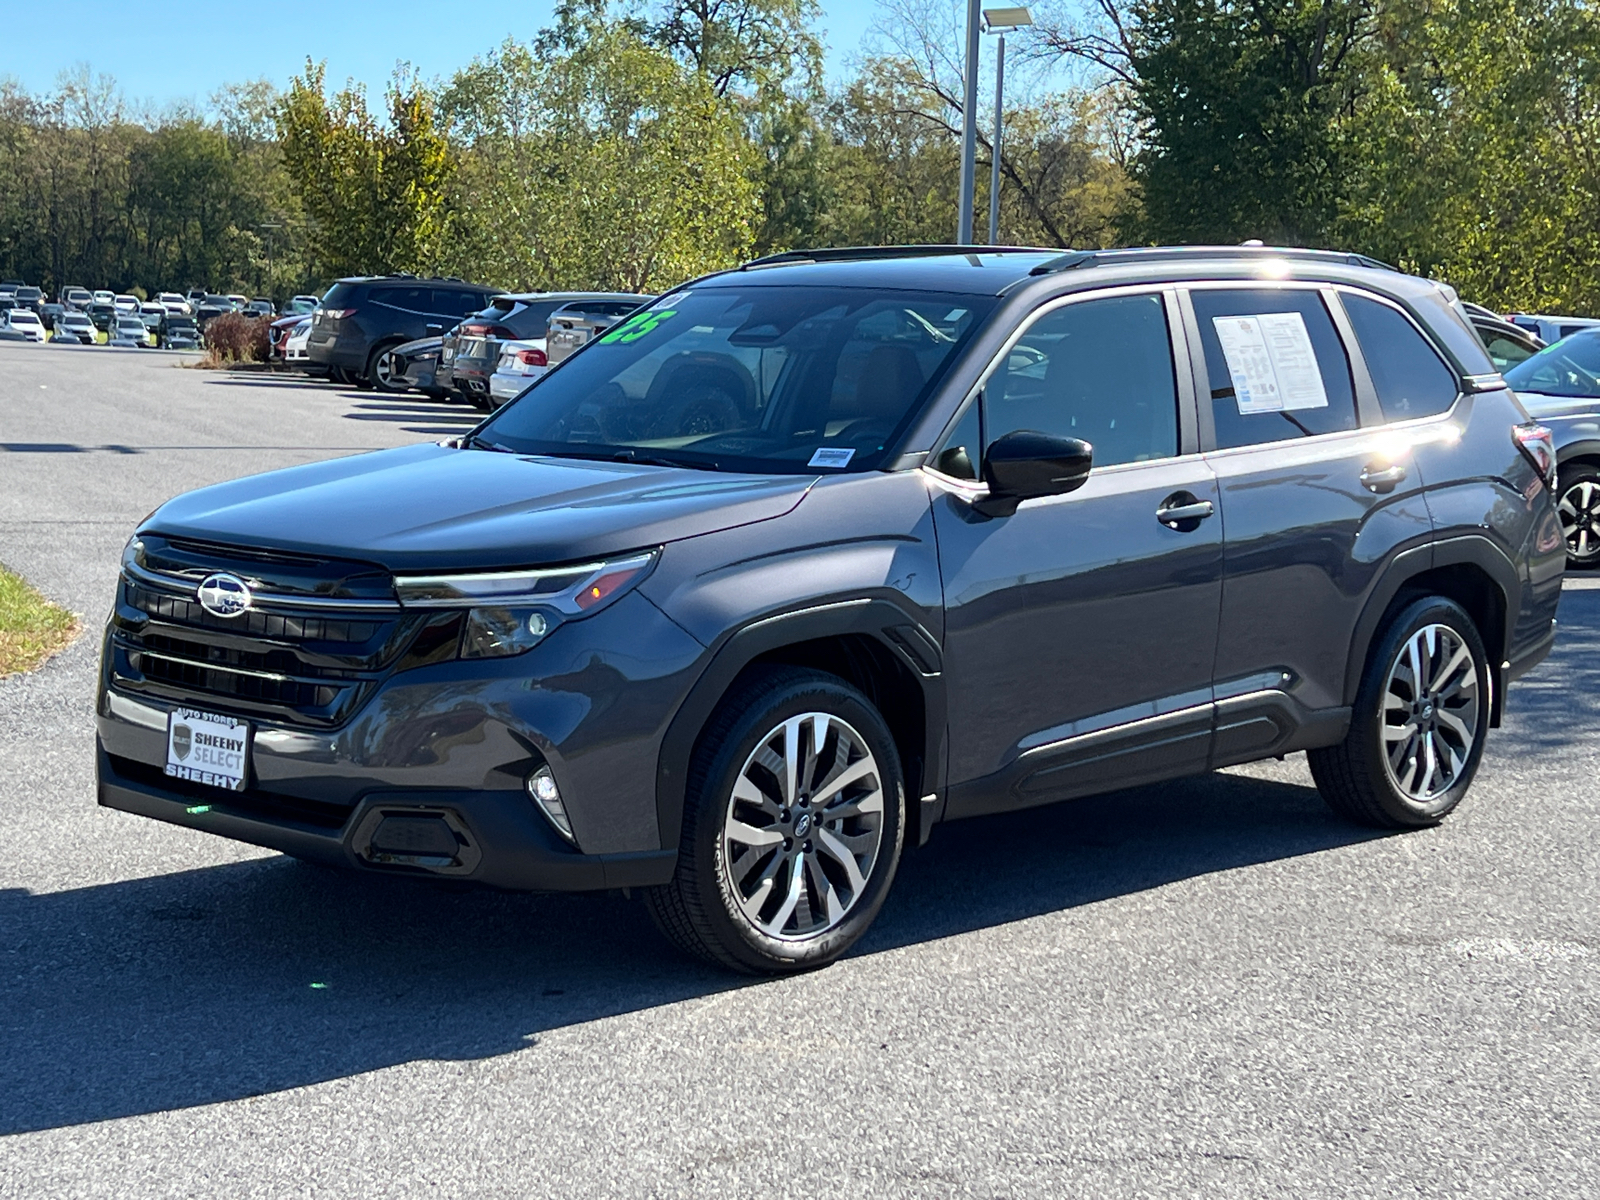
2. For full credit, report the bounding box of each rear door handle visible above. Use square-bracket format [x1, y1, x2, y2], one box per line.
[1360, 464, 1407, 494]
[1156, 497, 1215, 529]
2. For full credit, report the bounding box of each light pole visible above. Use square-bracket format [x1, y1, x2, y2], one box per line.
[957, 0, 982, 244]
[983, 7, 1033, 246]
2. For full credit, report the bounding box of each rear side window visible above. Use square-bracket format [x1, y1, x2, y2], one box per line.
[1191, 288, 1357, 450]
[1342, 293, 1460, 421]
[433, 289, 486, 316]
[981, 293, 1179, 468]
[375, 286, 430, 312]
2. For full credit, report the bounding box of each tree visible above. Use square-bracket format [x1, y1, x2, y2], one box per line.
[276, 62, 454, 278]
[1122, 0, 1372, 246]
[441, 23, 757, 291]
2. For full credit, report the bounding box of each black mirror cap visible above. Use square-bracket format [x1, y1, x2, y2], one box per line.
[976, 430, 1094, 515]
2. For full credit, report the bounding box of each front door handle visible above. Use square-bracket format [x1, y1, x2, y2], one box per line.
[1360, 463, 1407, 494]
[1156, 494, 1215, 530]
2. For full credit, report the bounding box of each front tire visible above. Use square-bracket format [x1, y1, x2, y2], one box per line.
[1556, 463, 1600, 568]
[1309, 596, 1490, 828]
[646, 667, 905, 974]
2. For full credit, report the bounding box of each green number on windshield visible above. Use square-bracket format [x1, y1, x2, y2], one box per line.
[599, 310, 677, 344]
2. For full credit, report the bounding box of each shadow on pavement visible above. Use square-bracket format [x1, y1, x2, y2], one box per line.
[0, 771, 1378, 1135]
[1501, 586, 1600, 751]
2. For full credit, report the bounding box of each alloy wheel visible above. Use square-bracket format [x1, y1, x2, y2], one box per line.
[1380, 622, 1482, 802]
[1558, 478, 1600, 562]
[721, 712, 885, 941]
[373, 348, 398, 390]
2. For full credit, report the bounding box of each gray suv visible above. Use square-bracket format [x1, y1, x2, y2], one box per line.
[96, 246, 1564, 974]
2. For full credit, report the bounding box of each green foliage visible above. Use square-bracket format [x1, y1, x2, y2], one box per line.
[276, 62, 454, 279]
[440, 23, 757, 291]
[0, 69, 303, 296]
[1125, 0, 1370, 246]
[1338, 0, 1600, 311]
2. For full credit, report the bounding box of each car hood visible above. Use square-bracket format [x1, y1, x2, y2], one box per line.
[1512, 391, 1600, 422]
[143, 441, 816, 571]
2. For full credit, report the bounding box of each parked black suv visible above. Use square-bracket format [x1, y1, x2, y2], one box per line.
[308, 275, 499, 390]
[97, 246, 1563, 974]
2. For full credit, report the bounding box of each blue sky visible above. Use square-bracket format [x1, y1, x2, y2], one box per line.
[2, 2, 882, 109]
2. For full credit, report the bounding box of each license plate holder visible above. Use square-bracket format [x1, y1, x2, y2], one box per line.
[165, 707, 250, 792]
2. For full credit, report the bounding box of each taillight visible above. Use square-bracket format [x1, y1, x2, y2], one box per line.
[1513, 422, 1556, 488]
[487, 325, 516, 339]
[515, 348, 548, 367]
[321, 307, 357, 320]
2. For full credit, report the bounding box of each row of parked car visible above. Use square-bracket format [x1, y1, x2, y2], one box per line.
[0, 280, 322, 348]
[264, 274, 655, 412]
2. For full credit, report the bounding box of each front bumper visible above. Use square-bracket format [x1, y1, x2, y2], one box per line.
[97, 741, 674, 890]
[96, 588, 706, 889]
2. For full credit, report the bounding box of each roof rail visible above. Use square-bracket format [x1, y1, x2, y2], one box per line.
[741, 244, 1053, 271]
[1028, 245, 1400, 277]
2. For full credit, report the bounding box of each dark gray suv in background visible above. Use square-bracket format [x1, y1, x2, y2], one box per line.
[97, 246, 1564, 974]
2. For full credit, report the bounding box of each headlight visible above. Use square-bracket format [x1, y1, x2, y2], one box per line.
[394, 551, 658, 659]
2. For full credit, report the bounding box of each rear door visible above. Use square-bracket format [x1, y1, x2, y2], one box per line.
[1185, 284, 1434, 764]
[934, 289, 1224, 818]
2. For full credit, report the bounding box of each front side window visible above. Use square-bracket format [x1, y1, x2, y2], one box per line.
[477, 287, 994, 474]
[1191, 288, 1357, 449]
[1342, 293, 1460, 421]
[983, 293, 1179, 467]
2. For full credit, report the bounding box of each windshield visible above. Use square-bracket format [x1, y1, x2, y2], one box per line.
[1505, 330, 1600, 399]
[477, 287, 992, 473]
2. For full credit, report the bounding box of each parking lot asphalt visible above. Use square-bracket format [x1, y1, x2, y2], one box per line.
[1, 342, 1597, 1198]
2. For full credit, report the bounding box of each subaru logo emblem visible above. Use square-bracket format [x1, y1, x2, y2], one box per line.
[197, 572, 253, 618]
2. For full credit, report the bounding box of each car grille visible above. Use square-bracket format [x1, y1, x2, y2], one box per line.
[108, 540, 432, 729]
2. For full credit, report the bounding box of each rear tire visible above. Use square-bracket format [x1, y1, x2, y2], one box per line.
[1309, 596, 1490, 828]
[367, 343, 407, 393]
[646, 667, 905, 974]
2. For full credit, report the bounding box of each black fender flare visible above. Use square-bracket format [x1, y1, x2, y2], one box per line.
[1556, 438, 1600, 469]
[653, 597, 946, 852]
[1342, 534, 1522, 720]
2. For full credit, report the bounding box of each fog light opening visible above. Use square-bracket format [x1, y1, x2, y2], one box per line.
[527, 765, 577, 846]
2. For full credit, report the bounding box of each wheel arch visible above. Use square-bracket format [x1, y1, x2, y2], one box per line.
[655, 598, 945, 855]
[1343, 537, 1518, 727]
[1556, 439, 1600, 469]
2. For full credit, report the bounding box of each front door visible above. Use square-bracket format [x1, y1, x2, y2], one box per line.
[932, 290, 1224, 819]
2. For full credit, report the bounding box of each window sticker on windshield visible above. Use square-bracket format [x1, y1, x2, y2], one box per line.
[1211, 313, 1329, 414]
[808, 447, 856, 468]
[599, 310, 677, 344]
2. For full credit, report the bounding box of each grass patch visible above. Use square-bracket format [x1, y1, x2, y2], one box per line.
[0, 565, 80, 676]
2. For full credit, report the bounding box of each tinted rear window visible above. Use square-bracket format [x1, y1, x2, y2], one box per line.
[1343, 293, 1461, 421]
[321, 282, 367, 309]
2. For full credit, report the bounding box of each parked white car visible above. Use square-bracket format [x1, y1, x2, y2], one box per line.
[91, 290, 115, 306]
[157, 292, 191, 315]
[1506, 313, 1600, 343]
[111, 314, 153, 347]
[113, 294, 140, 315]
[284, 317, 312, 363]
[4, 310, 46, 341]
[488, 340, 549, 406]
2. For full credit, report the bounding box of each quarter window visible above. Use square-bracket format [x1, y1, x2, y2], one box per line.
[980, 293, 1179, 467]
[1192, 289, 1357, 449]
[1342, 293, 1460, 421]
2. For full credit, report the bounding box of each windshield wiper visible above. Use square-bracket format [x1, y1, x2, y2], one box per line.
[465, 433, 513, 453]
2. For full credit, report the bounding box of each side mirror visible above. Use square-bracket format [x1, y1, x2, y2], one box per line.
[976, 430, 1094, 516]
